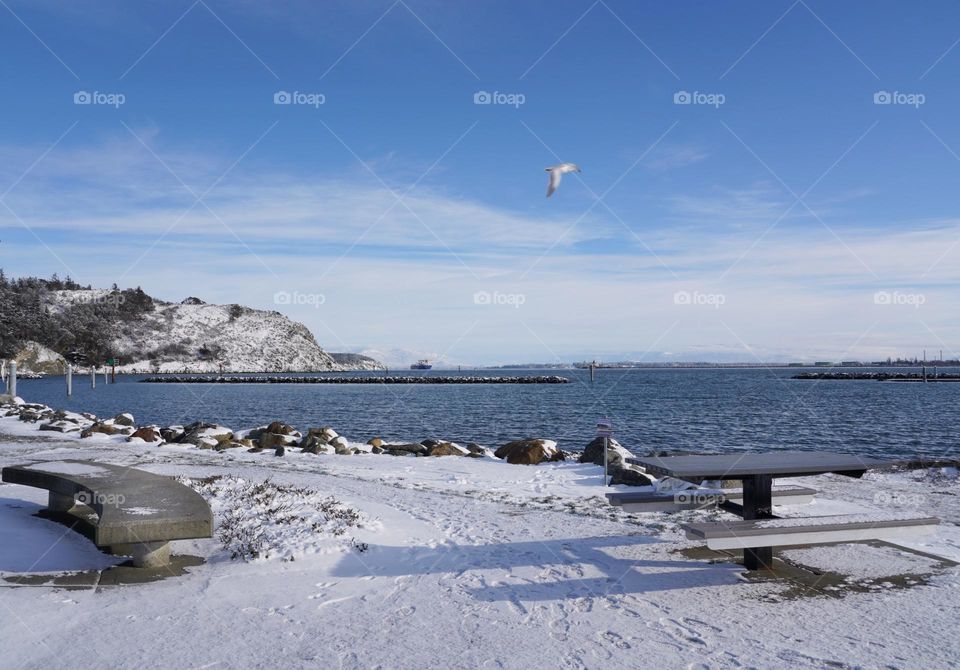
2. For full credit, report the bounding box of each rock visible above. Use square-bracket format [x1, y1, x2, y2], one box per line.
[466, 443, 494, 458]
[495, 438, 564, 465]
[181, 422, 233, 447]
[299, 427, 337, 448]
[368, 437, 383, 448]
[113, 412, 135, 427]
[259, 432, 299, 449]
[428, 442, 469, 457]
[608, 465, 657, 487]
[19, 409, 52, 423]
[266, 420, 298, 436]
[39, 421, 81, 433]
[128, 426, 162, 443]
[300, 435, 326, 454]
[81, 422, 120, 438]
[275, 446, 285, 457]
[383, 443, 428, 456]
[386, 448, 419, 457]
[420, 438, 443, 449]
[247, 447, 264, 454]
[332, 438, 353, 455]
[214, 440, 248, 451]
[371, 445, 384, 454]
[161, 426, 185, 442]
[579, 436, 634, 467]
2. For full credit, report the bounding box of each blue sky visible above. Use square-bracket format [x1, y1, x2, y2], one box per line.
[2, 0, 960, 365]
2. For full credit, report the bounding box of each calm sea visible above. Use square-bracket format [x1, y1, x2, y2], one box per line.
[9, 368, 960, 459]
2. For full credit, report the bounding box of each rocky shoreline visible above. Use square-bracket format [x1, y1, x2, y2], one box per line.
[139, 375, 571, 384]
[0, 395, 654, 486]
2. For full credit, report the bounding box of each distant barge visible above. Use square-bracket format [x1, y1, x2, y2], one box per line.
[140, 375, 570, 384]
[793, 372, 960, 382]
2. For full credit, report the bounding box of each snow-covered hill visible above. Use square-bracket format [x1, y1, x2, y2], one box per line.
[46, 291, 378, 373]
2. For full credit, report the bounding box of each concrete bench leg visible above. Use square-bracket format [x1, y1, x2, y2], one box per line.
[112, 542, 171, 568]
[48, 492, 76, 513]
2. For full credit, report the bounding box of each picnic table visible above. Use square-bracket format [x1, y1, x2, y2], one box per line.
[628, 451, 901, 570]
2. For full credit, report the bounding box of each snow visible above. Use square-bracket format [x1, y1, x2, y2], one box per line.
[43, 290, 378, 373]
[782, 544, 942, 580]
[753, 512, 936, 529]
[23, 461, 110, 477]
[1, 411, 959, 668]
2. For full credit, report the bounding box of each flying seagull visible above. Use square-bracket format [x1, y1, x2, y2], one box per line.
[545, 162, 581, 197]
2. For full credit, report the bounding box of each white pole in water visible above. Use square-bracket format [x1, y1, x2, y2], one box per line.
[66, 364, 72, 397]
[7, 361, 16, 397]
[91, 367, 96, 389]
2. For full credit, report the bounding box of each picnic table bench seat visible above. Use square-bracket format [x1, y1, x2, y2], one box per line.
[2, 460, 213, 568]
[681, 513, 939, 550]
[606, 485, 817, 512]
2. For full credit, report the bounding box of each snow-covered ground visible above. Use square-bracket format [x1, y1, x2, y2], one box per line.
[1, 413, 959, 669]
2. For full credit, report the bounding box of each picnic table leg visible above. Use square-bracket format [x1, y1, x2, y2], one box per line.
[742, 474, 774, 570]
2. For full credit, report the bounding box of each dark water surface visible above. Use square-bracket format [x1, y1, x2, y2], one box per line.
[11, 368, 960, 459]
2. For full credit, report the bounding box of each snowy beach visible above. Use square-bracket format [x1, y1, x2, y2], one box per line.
[1, 406, 958, 668]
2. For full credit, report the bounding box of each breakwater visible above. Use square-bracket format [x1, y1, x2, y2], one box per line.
[140, 375, 570, 384]
[793, 372, 960, 382]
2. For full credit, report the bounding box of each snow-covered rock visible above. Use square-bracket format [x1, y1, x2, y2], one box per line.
[494, 438, 564, 465]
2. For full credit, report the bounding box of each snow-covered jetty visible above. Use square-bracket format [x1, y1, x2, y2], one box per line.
[140, 375, 571, 384]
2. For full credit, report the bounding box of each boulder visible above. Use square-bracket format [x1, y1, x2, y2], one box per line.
[579, 437, 634, 467]
[299, 427, 337, 448]
[181, 422, 233, 447]
[608, 466, 657, 487]
[368, 437, 384, 448]
[371, 445, 385, 454]
[214, 440, 249, 451]
[275, 446, 285, 457]
[495, 438, 564, 465]
[265, 420, 298, 436]
[161, 426, 185, 442]
[259, 432, 299, 449]
[383, 443, 427, 456]
[301, 435, 328, 454]
[466, 443, 493, 458]
[128, 426, 162, 443]
[420, 438, 443, 449]
[428, 442, 469, 457]
[113, 412, 135, 427]
[81, 422, 120, 438]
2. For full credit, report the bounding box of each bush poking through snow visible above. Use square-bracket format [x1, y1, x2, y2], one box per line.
[180, 476, 366, 561]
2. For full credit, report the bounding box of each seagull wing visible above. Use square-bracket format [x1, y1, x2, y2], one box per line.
[546, 169, 562, 197]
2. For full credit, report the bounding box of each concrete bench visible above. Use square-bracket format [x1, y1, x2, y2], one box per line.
[2, 460, 213, 568]
[606, 485, 817, 513]
[681, 513, 940, 551]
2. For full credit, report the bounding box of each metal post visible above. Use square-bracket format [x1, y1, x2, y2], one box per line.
[8, 361, 16, 397]
[603, 435, 609, 485]
[91, 368, 96, 389]
[66, 364, 72, 397]
[742, 474, 774, 570]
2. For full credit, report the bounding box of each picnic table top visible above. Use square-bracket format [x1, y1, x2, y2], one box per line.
[628, 451, 895, 481]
